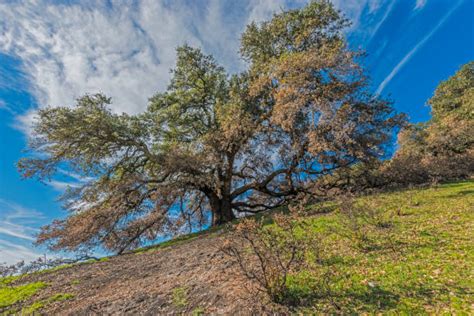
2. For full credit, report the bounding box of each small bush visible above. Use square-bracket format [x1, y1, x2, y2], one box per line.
[221, 212, 322, 306]
[337, 196, 398, 253]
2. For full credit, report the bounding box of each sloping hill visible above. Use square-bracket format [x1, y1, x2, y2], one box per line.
[2, 180, 473, 314]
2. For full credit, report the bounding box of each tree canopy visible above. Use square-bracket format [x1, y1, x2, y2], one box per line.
[390, 62, 474, 182]
[20, 1, 403, 254]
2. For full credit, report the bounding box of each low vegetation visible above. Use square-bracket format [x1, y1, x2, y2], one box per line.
[21, 293, 74, 314]
[0, 180, 472, 313]
[2, 0, 472, 313]
[172, 286, 188, 308]
[0, 279, 47, 310]
[223, 180, 474, 313]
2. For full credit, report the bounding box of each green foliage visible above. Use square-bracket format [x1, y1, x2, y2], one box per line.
[172, 286, 188, 308]
[0, 280, 47, 309]
[191, 306, 205, 315]
[149, 45, 228, 143]
[22, 293, 74, 314]
[429, 61, 474, 121]
[241, 0, 349, 66]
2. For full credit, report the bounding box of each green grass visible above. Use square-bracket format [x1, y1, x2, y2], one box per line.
[133, 224, 224, 254]
[37, 263, 75, 274]
[125, 180, 474, 314]
[0, 280, 47, 309]
[22, 293, 74, 314]
[70, 279, 81, 285]
[0, 276, 74, 314]
[192, 306, 205, 315]
[282, 180, 473, 314]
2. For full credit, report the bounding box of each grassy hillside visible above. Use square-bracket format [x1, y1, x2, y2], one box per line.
[288, 180, 473, 314]
[1, 180, 473, 314]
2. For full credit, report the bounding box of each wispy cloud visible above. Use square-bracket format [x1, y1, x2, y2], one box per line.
[0, 0, 392, 134]
[0, 0, 294, 133]
[0, 199, 44, 263]
[0, 100, 15, 115]
[375, 0, 462, 96]
[368, 0, 396, 42]
[414, 0, 428, 11]
[0, 222, 37, 241]
[45, 169, 95, 192]
[48, 180, 81, 191]
[0, 198, 44, 223]
[0, 239, 43, 264]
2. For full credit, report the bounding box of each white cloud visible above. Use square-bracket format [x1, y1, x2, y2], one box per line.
[48, 180, 81, 191]
[45, 169, 94, 192]
[0, 101, 13, 116]
[0, 100, 16, 115]
[0, 239, 43, 265]
[57, 169, 94, 183]
[375, 0, 462, 96]
[0, 222, 36, 241]
[325, 0, 404, 56]
[0, 199, 43, 238]
[0, 199, 45, 264]
[0, 0, 392, 133]
[0, 0, 291, 131]
[368, 0, 396, 42]
[414, 0, 428, 10]
[0, 198, 44, 223]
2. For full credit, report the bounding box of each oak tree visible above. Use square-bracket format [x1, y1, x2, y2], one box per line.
[20, 1, 402, 253]
[390, 62, 474, 182]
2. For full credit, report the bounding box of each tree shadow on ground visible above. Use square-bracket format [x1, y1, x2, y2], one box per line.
[442, 189, 474, 198]
[307, 282, 471, 314]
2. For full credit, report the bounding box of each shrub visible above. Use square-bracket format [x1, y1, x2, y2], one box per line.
[336, 196, 398, 253]
[221, 212, 322, 306]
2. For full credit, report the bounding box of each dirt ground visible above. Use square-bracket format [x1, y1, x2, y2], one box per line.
[13, 231, 274, 315]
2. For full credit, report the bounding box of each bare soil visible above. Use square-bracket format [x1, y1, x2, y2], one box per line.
[14, 231, 273, 315]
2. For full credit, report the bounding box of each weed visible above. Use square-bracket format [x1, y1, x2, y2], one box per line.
[172, 286, 188, 308]
[192, 306, 205, 315]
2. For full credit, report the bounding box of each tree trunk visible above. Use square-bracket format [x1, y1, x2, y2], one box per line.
[210, 195, 235, 226]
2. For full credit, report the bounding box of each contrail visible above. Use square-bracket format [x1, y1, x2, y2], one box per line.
[375, 0, 463, 96]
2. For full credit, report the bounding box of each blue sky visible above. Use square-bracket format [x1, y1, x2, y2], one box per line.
[0, 0, 473, 264]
